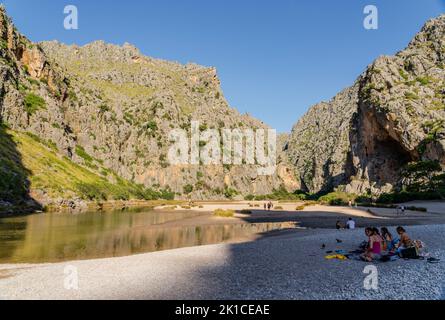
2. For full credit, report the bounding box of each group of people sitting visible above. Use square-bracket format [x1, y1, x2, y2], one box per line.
[361, 226, 414, 262]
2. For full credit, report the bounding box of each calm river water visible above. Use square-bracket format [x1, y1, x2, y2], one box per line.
[0, 209, 294, 263]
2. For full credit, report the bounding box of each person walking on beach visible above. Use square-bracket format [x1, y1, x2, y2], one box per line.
[396, 205, 406, 216]
[267, 202, 272, 211]
[400, 205, 406, 215]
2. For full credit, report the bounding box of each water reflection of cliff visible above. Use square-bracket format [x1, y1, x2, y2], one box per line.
[0, 219, 28, 262]
[0, 211, 295, 263]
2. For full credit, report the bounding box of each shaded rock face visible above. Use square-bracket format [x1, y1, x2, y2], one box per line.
[0, 7, 298, 201]
[287, 14, 445, 195]
[286, 85, 359, 194]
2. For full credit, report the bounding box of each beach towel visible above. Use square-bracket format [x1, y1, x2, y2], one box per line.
[325, 254, 348, 260]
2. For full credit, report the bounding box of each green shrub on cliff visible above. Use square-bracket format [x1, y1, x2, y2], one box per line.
[24, 93, 46, 116]
[75, 145, 94, 163]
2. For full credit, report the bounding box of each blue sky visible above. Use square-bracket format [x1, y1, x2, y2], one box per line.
[2, 0, 445, 132]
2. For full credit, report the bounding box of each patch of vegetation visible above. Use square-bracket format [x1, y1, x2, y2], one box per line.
[18, 83, 29, 92]
[376, 160, 445, 204]
[193, 86, 206, 94]
[416, 76, 432, 86]
[144, 120, 158, 132]
[67, 90, 78, 102]
[417, 120, 444, 155]
[224, 187, 239, 199]
[0, 128, 176, 203]
[199, 123, 208, 132]
[0, 39, 8, 50]
[213, 209, 235, 218]
[24, 132, 57, 151]
[28, 78, 40, 87]
[24, 93, 46, 116]
[252, 188, 308, 201]
[98, 104, 110, 113]
[244, 194, 255, 201]
[195, 180, 206, 190]
[318, 192, 356, 206]
[377, 191, 440, 204]
[399, 69, 409, 81]
[75, 145, 94, 163]
[124, 112, 135, 125]
[183, 184, 194, 194]
[92, 80, 154, 100]
[404, 91, 419, 100]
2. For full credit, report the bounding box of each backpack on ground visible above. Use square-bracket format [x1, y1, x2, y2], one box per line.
[400, 246, 419, 259]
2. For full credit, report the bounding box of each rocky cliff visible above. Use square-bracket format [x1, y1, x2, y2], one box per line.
[3, 6, 444, 208]
[286, 14, 445, 196]
[0, 6, 298, 208]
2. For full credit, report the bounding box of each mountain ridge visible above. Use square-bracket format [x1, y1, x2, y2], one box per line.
[0, 6, 298, 211]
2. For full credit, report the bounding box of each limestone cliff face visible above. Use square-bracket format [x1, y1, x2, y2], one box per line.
[287, 14, 445, 195]
[0, 7, 298, 203]
[286, 85, 358, 193]
[0, 8, 73, 152]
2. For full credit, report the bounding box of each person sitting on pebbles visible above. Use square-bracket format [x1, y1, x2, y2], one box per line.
[395, 226, 414, 254]
[361, 227, 383, 262]
[381, 227, 399, 252]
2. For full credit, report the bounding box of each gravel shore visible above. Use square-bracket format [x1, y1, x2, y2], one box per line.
[0, 224, 444, 300]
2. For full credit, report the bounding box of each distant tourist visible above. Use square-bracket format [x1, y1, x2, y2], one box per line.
[346, 218, 356, 230]
[396, 205, 406, 216]
[336, 220, 343, 230]
[348, 200, 352, 207]
[264, 203, 267, 210]
[267, 202, 272, 211]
